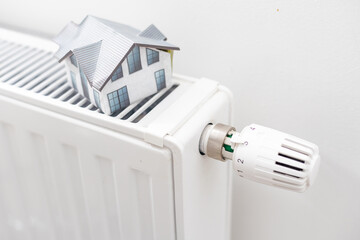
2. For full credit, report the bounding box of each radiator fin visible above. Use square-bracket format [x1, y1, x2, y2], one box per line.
[30, 133, 60, 240]
[134, 170, 155, 240]
[98, 157, 123, 240]
[0, 123, 31, 239]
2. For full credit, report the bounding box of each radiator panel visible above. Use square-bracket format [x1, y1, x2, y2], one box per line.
[0, 94, 175, 240]
[0, 27, 233, 240]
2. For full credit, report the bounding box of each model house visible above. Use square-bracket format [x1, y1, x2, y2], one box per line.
[53, 15, 180, 115]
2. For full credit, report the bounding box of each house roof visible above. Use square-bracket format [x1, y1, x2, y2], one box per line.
[53, 15, 180, 91]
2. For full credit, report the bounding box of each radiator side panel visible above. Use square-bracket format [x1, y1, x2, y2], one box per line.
[166, 89, 233, 240]
[0, 94, 175, 240]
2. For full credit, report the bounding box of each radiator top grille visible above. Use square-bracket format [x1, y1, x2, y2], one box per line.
[0, 39, 179, 123]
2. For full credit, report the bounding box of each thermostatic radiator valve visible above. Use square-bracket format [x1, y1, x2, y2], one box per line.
[199, 123, 320, 192]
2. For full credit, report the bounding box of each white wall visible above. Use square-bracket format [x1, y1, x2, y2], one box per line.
[1, 0, 359, 239]
[101, 47, 172, 115]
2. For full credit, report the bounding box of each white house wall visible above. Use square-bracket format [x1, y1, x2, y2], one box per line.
[65, 47, 172, 115]
[64, 57, 92, 104]
[100, 47, 172, 115]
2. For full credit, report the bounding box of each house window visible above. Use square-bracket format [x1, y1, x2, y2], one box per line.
[127, 45, 142, 74]
[107, 91, 120, 113]
[111, 65, 123, 81]
[70, 54, 78, 67]
[154, 69, 166, 91]
[93, 89, 101, 109]
[146, 48, 159, 65]
[118, 86, 130, 109]
[107, 86, 130, 114]
[80, 68, 89, 99]
[70, 71, 78, 90]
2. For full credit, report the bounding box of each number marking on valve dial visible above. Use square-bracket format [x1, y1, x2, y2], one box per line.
[237, 158, 244, 164]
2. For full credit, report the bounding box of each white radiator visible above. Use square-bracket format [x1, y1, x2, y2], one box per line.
[0, 28, 233, 240]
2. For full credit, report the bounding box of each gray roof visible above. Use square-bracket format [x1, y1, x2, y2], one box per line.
[139, 24, 167, 41]
[53, 15, 179, 91]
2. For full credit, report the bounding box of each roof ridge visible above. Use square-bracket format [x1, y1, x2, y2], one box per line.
[86, 15, 136, 45]
[138, 24, 167, 41]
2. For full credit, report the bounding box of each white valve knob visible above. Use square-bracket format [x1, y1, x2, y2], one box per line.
[199, 123, 321, 192]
